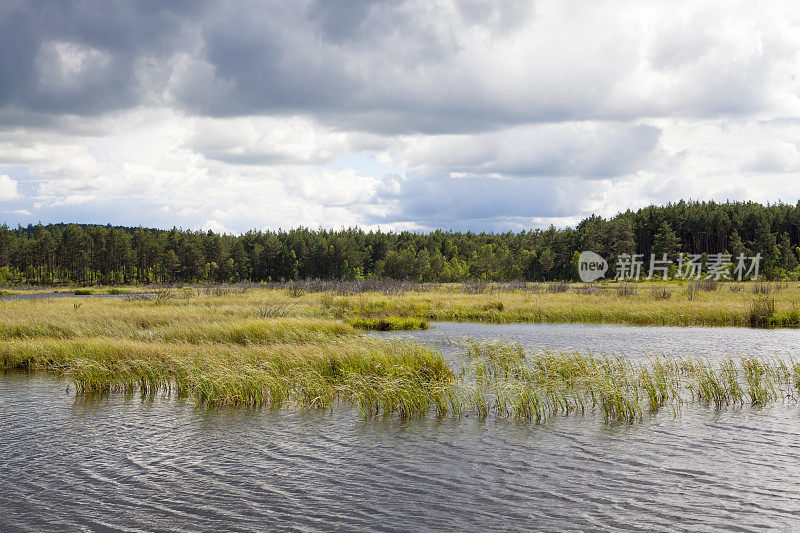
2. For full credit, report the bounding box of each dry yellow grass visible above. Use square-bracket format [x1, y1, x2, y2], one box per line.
[4, 280, 798, 329]
[1, 283, 799, 422]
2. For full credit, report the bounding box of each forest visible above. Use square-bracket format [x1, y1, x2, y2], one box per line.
[1, 200, 800, 285]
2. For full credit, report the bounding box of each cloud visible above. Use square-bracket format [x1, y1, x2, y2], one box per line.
[744, 142, 800, 173]
[201, 219, 231, 234]
[0, 1, 800, 232]
[189, 116, 357, 165]
[0, 175, 21, 201]
[0, 0, 203, 116]
[401, 123, 665, 179]
[3, 1, 799, 129]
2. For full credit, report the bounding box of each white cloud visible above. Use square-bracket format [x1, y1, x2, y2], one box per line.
[744, 142, 800, 173]
[189, 116, 354, 165]
[201, 219, 231, 234]
[0, 175, 21, 201]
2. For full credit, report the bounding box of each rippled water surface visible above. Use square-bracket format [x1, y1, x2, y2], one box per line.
[379, 321, 800, 360]
[4, 323, 800, 531]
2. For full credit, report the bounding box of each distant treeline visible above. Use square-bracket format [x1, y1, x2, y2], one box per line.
[2, 200, 800, 285]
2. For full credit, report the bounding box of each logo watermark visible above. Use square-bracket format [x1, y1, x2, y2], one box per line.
[576, 252, 761, 281]
[577, 251, 608, 282]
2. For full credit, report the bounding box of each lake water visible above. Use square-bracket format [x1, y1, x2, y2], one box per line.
[2, 292, 154, 301]
[376, 321, 800, 360]
[3, 322, 800, 531]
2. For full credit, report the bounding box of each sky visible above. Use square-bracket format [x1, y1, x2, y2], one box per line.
[1, 0, 800, 234]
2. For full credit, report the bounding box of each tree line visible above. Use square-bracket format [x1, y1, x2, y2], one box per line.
[1, 200, 800, 285]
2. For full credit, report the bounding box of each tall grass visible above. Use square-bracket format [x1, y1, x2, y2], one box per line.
[296, 281, 800, 328]
[347, 317, 429, 331]
[0, 337, 453, 415]
[650, 287, 672, 300]
[3, 327, 799, 422]
[453, 341, 800, 423]
[4, 288, 800, 423]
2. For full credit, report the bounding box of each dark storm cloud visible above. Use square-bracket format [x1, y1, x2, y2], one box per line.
[0, 0, 549, 133]
[0, 0, 202, 115]
[0, 0, 782, 133]
[175, 0, 475, 123]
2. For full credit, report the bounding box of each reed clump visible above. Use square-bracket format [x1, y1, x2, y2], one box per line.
[573, 284, 600, 295]
[547, 282, 570, 293]
[752, 282, 777, 295]
[454, 341, 798, 423]
[0, 337, 454, 416]
[616, 284, 637, 297]
[695, 279, 719, 291]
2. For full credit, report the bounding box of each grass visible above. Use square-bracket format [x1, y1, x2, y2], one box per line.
[308, 281, 800, 328]
[347, 317, 429, 331]
[5, 280, 800, 328]
[0, 293, 452, 416]
[1, 337, 454, 416]
[3, 284, 800, 422]
[455, 341, 800, 422]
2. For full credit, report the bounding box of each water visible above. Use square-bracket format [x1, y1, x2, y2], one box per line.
[4, 323, 800, 531]
[2, 292, 154, 301]
[377, 321, 800, 360]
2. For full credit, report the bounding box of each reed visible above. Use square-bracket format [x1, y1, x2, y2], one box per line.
[455, 341, 800, 422]
[4, 288, 800, 423]
[650, 287, 672, 300]
[0, 336, 453, 415]
[547, 282, 570, 293]
[302, 282, 800, 328]
[616, 284, 637, 297]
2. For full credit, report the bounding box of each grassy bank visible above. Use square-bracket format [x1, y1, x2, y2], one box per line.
[306, 281, 800, 328]
[1, 337, 455, 416]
